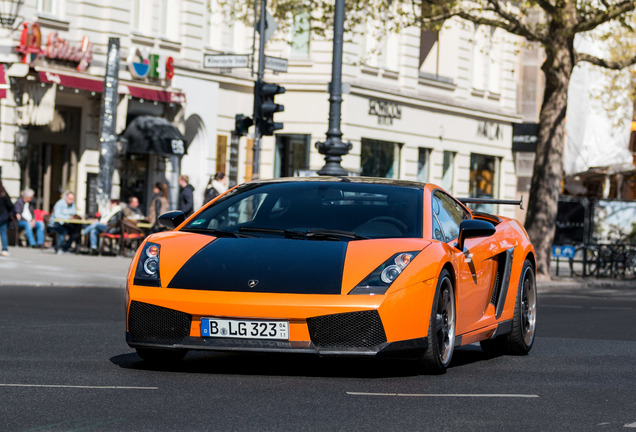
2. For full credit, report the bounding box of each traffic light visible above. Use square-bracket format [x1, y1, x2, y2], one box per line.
[254, 80, 285, 136]
[234, 114, 253, 136]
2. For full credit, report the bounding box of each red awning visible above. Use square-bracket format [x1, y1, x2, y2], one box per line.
[37, 68, 186, 103]
[0, 64, 8, 99]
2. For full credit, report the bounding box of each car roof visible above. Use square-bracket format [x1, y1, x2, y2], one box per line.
[244, 176, 428, 189]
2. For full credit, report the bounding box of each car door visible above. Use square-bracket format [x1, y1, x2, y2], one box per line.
[431, 190, 497, 335]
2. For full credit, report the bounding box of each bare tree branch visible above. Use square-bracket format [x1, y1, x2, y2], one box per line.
[573, 0, 635, 33]
[454, 10, 546, 43]
[576, 51, 636, 69]
[534, 0, 558, 15]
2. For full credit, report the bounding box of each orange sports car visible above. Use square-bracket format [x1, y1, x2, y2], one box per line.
[125, 177, 536, 373]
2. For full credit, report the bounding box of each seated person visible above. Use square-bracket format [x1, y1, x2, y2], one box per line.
[82, 199, 123, 255]
[14, 188, 45, 248]
[122, 196, 145, 220]
[48, 191, 80, 253]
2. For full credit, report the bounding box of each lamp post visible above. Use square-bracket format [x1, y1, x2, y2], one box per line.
[315, 0, 351, 176]
[0, 0, 23, 28]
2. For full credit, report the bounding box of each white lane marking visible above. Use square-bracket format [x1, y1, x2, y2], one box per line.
[625, 422, 636, 428]
[591, 306, 633, 311]
[347, 392, 539, 398]
[542, 305, 583, 309]
[0, 383, 157, 390]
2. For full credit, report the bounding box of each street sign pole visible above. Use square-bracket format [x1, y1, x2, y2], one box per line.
[252, 0, 267, 180]
[97, 37, 120, 214]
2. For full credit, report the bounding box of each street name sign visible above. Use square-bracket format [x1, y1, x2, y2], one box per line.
[265, 55, 288, 73]
[203, 54, 250, 69]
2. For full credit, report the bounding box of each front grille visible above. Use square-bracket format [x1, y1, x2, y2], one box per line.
[128, 301, 192, 341]
[307, 310, 387, 349]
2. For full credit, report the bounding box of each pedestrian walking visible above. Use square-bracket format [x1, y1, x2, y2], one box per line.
[178, 175, 195, 217]
[0, 179, 16, 257]
[148, 182, 170, 232]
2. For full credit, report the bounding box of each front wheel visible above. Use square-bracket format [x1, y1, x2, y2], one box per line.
[420, 269, 456, 374]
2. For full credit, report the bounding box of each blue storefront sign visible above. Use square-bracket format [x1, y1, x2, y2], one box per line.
[552, 245, 576, 259]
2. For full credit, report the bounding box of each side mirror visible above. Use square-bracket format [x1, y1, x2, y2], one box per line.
[158, 211, 185, 230]
[457, 219, 496, 250]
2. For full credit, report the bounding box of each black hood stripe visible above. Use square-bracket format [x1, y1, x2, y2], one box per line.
[168, 238, 347, 294]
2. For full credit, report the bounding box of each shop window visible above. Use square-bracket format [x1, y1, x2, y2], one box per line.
[417, 147, 430, 182]
[363, 22, 398, 71]
[361, 138, 402, 178]
[37, 0, 58, 16]
[216, 135, 228, 174]
[290, 8, 311, 57]
[159, 0, 180, 41]
[206, 0, 240, 53]
[441, 151, 455, 193]
[472, 25, 500, 94]
[469, 153, 499, 213]
[275, 134, 310, 178]
[131, 0, 152, 34]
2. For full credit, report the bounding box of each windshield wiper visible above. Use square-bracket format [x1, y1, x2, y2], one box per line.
[238, 226, 366, 241]
[304, 229, 368, 240]
[238, 227, 304, 237]
[181, 227, 253, 238]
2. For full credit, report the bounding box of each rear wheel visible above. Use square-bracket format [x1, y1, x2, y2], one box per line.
[480, 259, 537, 355]
[421, 269, 456, 373]
[135, 347, 188, 364]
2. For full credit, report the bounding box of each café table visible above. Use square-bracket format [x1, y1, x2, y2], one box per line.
[52, 218, 98, 253]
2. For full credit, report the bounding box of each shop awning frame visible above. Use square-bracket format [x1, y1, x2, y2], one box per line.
[36, 67, 186, 104]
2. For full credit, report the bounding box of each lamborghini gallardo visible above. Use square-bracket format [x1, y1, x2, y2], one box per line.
[126, 177, 537, 373]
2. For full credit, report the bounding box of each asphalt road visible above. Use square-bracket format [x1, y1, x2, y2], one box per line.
[0, 284, 635, 431]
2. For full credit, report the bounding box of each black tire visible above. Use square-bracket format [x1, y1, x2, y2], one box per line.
[480, 259, 537, 355]
[136, 347, 188, 364]
[420, 269, 456, 373]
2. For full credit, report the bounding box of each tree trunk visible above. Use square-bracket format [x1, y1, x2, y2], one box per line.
[524, 38, 575, 279]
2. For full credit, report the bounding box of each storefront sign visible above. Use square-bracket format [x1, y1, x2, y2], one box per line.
[512, 123, 538, 152]
[368, 98, 401, 125]
[16, 23, 93, 72]
[128, 47, 175, 81]
[477, 121, 503, 141]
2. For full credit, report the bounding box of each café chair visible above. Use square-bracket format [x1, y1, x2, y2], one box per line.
[99, 219, 145, 256]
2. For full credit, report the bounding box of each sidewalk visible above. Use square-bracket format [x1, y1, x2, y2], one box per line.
[0, 245, 634, 291]
[0, 246, 132, 288]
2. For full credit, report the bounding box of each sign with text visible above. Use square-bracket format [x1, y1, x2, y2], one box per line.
[264, 55, 288, 73]
[368, 98, 402, 125]
[203, 54, 250, 69]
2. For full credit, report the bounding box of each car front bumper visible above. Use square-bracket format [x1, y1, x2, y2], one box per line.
[126, 278, 436, 358]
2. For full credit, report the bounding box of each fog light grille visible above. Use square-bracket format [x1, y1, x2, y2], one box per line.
[128, 301, 191, 341]
[307, 310, 387, 349]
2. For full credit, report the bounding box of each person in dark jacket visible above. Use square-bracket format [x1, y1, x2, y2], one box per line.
[14, 188, 45, 248]
[203, 172, 227, 204]
[178, 175, 194, 217]
[0, 179, 16, 257]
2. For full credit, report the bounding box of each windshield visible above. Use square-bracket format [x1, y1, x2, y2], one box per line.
[184, 181, 423, 240]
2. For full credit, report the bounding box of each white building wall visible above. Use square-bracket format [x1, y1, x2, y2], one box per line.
[0, 0, 522, 220]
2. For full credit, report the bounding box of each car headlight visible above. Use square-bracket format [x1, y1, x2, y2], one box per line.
[133, 242, 161, 287]
[349, 251, 419, 295]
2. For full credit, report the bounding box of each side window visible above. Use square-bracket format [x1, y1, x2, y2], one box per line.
[208, 193, 266, 228]
[432, 191, 470, 242]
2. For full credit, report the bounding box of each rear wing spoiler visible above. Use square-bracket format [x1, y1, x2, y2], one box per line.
[458, 196, 524, 210]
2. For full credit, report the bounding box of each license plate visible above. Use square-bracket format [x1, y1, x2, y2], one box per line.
[201, 318, 289, 340]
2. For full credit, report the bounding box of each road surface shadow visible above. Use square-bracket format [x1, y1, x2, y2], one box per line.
[111, 345, 496, 378]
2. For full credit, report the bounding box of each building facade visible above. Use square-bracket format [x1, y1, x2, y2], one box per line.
[0, 0, 523, 219]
